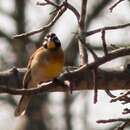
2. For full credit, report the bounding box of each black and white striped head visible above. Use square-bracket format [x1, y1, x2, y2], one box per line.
[43, 33, 61, 49]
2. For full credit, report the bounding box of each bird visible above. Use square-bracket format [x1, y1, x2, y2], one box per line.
[15, 33, 64, 116]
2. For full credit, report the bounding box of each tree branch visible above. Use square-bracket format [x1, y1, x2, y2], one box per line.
[101, 29, 108, 56]
[109, 0, 125, 12]
[13, 0, 80, 39]
[84, 23, 130, 37]
[78, 0, 88, 65]
[97, 118, 130, 123]
[13, 2, 66, 39]
[0, 47, 130, 95]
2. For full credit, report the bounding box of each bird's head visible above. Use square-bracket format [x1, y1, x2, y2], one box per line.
[43, 33, 61, 50]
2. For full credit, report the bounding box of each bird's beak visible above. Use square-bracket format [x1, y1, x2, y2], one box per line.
[47, 38, 56, 49]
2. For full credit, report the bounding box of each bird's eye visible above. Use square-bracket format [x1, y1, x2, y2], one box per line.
[53, 37, 60, 43]
[53, 36, 61, 48]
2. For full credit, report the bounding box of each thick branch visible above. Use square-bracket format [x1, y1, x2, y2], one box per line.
[0, 47, 130, 95]
[0, 66, 130, 95]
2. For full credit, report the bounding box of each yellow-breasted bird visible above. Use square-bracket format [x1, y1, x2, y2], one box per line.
[15, 33, 64, 116]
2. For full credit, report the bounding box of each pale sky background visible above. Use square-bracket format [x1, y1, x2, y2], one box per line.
[0, 0, 130, 130]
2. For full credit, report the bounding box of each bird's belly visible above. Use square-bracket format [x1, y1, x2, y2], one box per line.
[41, 62, 63, 80]
[31, 62, 64, 84]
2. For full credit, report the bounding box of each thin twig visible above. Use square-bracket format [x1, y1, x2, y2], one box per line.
[83, 42, 98, 60]
[122, 108, 130, 114]
[101, 29, 108, 56]
[37, 0, 59, 8]
[65, 2, 80, 22]
[78, 34, 98, 60]
[37, 2, 48, 6]
[110, 44, 119, 50]
[109, 0, 125, 12]
[114, 122, 128, 130]
[13, 0, 80, 39]
[111, 91, 130, 103]
[97, 119, 129, 130]
[13, 3, 66, 39]
[105, 89, 116, 98]
[84, 23, 130, 37]
[97, 118, 130, 123]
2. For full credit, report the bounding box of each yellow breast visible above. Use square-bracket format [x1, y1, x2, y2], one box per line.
[30, 47, 64, 85]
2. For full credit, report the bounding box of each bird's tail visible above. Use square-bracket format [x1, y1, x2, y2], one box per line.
[15, 95, 31, 117]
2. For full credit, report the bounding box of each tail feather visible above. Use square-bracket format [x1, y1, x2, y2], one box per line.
[15, 95, 31, 117]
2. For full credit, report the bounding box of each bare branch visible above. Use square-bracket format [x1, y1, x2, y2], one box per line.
[122, 108, 130, 114]
[66, 2, 80, 22]
[84, 23, 130, 37]
[13, 4, 66, 39]
[78, 0, 88, 66]
[85, 43, 98, 60]
[0, 67, 129, 95]
[79, 0, 87, 30]
[78, 41, 88, 65]
[97, 120, 129, 130]
[105, 89, 116, 98]
[0, 80, 69, 95]
[111, 91, 130, 103]
[101, 29, 108, 56]
[36, 0, 59, 8]
[13, 0, 80, 39]
[114, 122, 128, 130]
[97, 118, 130, 123]
[0, 47, 130, 94]
[109, 0, 125, 12]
